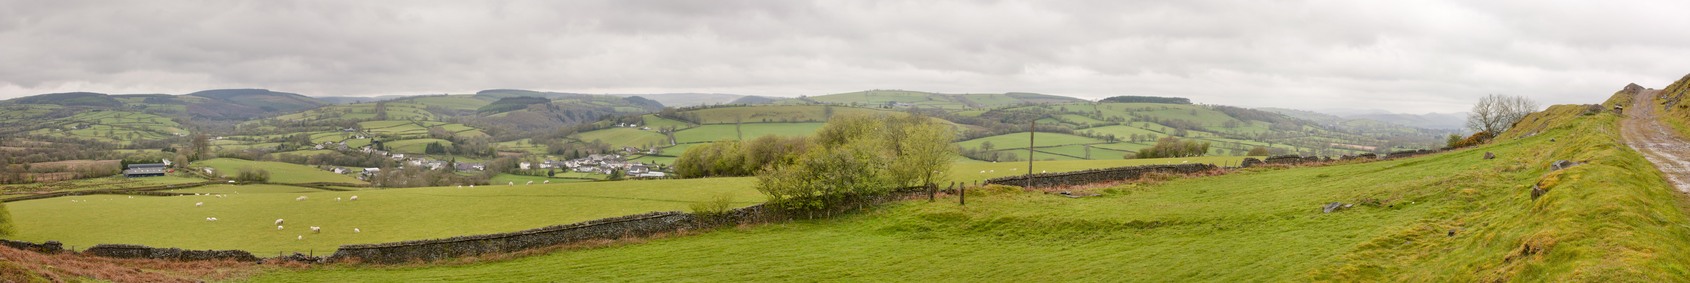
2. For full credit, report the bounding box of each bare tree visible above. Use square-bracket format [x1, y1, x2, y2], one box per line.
[1466, 94, 1540, 135]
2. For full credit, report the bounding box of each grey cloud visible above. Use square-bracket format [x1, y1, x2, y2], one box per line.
[2, 0, 1689, 113]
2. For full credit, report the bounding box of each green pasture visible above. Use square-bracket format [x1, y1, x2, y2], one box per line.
[3, 178, 763, 255]
[955, 132, 1105, 150]
[573, 128, 670, 149]
[192, 158, 363, 184]
[672, 123, 826, 144]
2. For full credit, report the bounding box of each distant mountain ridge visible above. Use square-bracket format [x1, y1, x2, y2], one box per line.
[1259, 107, 1465, 131]
[2, 89, 329, 120]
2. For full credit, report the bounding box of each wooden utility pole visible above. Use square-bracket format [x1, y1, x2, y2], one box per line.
[1027, 120, 1035, 189]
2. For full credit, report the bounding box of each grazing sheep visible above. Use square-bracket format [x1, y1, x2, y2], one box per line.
[297, 235, 302, 240]
[205, 217, 217, 221]
[275, 219, 285, 225]
[195, 202, 204, 207]
[526, 181, 533, 185]
[335, 197, 342, 201]
[296, 196, 307, 201]
[277, 225, 284, 230]
[508, 181, 514, 186]
[543, 180, 550, 184]
[354, 228, 361, 233]
[350, 195, 358, 201]
[469, 184, 475, 188]
[457, 185, 463, 188]
[128, 196, 134, 199]
[310, 226, 321, 233]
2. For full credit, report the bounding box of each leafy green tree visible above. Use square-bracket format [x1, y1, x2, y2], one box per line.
[1247, 146, 1271, 156]
[756, 113, 958, 212]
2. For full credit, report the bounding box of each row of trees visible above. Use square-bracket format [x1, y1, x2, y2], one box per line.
[673, 135, 813, 178]
[1132, 137, 1212, 159]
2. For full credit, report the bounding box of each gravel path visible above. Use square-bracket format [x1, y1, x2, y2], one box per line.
[1620, 89, 1690, 192]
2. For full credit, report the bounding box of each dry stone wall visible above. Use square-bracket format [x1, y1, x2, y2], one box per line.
[328, 211, 695, 264]
[81, 244, 259, 262]
[983, 163, 1217, 188]
[0, 239, 64, 253]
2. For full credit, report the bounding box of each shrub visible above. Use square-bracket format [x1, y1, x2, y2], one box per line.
[1448, 131, 1493, 149]
[234, 167, 270, 183]
[689, 193, 739, 225]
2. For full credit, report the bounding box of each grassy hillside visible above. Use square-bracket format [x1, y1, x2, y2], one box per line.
[255, 104, 1690, 281]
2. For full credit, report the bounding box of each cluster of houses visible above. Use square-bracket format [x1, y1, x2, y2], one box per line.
[519, 154, 667, 178]
[329, 146, 488, 180]
[329, 147, 667, 180]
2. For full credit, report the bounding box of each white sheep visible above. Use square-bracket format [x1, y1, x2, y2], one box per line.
[310, 226, 321, 233]
[526, 181, 533, 185]
[469, 184, 475, 188]
[353, 228, 361, 233]
[205, 217, 218, 221]
[275, 219, 285, 226]
[349, 195, 358, 201]
[295, 196, 308, 201]
[195, 202, 204, 207]
[277, 225, 284, 230]
[543, 180, 550, 184]
[457, 185, 463, 188]
[508, 181, 514, 186]
[297, 235, 302, 240]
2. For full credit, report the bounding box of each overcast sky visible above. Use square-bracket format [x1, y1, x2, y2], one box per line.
[3, 0, 1688, 113]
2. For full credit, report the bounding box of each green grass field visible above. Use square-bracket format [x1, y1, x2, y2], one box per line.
[192, 158, 364, 184]
[2, 178, 764, 255]
[955, 132, 1105, 150]
[253, 104, 1690, 281]
[384, 138, 452, 155]
[165, 184, 335, 194]
[672, 123, 826, 144]
[573, 128, 670, 149]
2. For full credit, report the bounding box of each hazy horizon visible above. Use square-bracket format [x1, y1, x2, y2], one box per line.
[5, 0, 1688, 113]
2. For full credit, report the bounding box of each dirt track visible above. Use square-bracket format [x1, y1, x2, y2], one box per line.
[1620, 89, 1690, 192]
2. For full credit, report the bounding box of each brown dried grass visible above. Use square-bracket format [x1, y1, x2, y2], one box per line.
[0, 245, 263, 283]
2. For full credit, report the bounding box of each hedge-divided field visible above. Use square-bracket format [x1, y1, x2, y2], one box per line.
[254, 105, 1690, 281]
